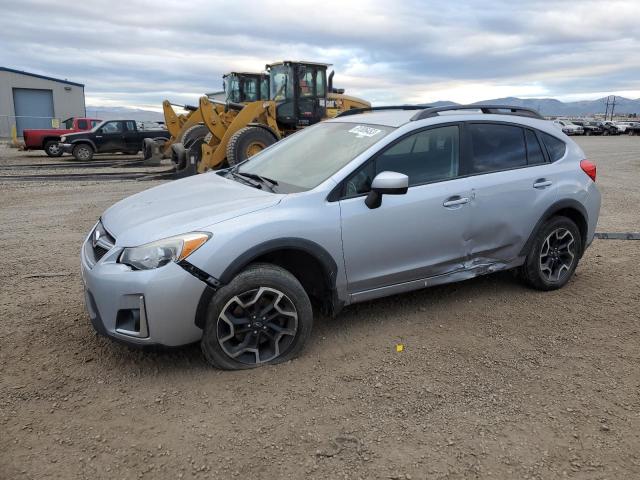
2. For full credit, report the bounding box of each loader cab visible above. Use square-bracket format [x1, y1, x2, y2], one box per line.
[267, 61, 328, 129]
[223, 73, 270, 104]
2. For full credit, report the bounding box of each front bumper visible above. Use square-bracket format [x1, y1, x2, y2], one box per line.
[60, 143, 73, 154]
[80, 231, 207, 347]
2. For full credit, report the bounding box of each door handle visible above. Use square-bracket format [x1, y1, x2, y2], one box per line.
[443, 196, 470, 207]
[533, 179, 552, 189]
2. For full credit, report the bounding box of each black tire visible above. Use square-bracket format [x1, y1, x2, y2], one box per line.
[72, 143, 94, 161]
[585, 130, 591, 136]
[44, 140, 63, 157]
[226, 126, 277, 167]
[201, 263, 313, 370]
[603, 129, 609, 136]
[520, 216, 582, 291]
[181, 124, 209, 148]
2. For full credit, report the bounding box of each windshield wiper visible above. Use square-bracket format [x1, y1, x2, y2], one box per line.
[238, 172, 278, 187]
[226, 171, 263, 189]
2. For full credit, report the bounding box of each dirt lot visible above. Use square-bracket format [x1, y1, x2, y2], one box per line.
[1, 137, 639, 479]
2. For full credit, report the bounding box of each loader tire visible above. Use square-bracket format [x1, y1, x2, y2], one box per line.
[181, 124, 209, 147]
[226, 126, 277, 167]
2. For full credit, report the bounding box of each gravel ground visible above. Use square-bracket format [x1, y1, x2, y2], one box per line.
[1, 138, 639, 479]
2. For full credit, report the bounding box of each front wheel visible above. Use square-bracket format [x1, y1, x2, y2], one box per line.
[201, 263, 313, 370]
[44, 141, 63, 157]
[520, 216, 582, 291]
[226, 126, 277, 167]
[72, 144, 94, 161]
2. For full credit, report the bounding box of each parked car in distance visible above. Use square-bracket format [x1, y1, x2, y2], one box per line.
[571, 120, 603, 136]
[624, 122, 640, 136]
[552, 119, 583, 136]
[81, 105, 601, 369]
[597, 121, 620, 136]
[614, 121, 636, 134]
[22, 117, 101, 157]
[60, 120, 170, 161]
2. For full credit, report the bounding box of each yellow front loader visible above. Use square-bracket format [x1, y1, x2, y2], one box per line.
[172, 61, 370, 176]
[143, 72, 269, 164]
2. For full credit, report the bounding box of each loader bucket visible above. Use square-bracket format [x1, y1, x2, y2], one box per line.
[143, 138, 166, 166]
[171, 142, 198, 178]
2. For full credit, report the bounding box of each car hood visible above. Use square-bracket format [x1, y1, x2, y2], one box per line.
[102, 172, 283, 246]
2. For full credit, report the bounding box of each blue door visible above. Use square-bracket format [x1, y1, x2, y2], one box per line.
[12, 88, 54, 135]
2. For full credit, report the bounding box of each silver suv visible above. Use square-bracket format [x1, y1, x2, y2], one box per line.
[81, 105, 601, 369]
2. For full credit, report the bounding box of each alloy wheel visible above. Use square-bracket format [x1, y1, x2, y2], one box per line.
[539, 228, 576, 282]
[217, 287, 298, 365]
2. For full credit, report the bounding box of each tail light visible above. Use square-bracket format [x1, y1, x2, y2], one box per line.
[580, 159, 597, 182]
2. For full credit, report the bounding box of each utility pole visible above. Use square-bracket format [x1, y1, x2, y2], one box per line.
[610, 96, 616, 120]
[604, 96, 610, 120]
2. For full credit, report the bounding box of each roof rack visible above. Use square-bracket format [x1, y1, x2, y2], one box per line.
[410, 104, 545, 121]
[336, 105, 431, 118]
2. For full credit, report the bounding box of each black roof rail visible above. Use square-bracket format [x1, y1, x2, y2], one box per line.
[335, 105, 431, 118]
[410, 104, 545, 121]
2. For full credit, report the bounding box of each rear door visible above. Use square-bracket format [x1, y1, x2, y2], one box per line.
[122, 121, 140, 151]
[95, 121, 125, 152]
[462, 122, 558, 266]
[339, 124, 473, 295]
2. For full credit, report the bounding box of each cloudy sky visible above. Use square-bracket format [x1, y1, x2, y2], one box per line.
[1, 0, 639, 111]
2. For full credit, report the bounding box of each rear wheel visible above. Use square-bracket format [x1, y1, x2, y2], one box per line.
[44, 141, 63, 157]
[72, 143, 94, 161]
[201, 263, 313, 370]
[226, 126, 277, 167]
[585, 130, 591, 136]
[181, 124, 209, 147]
[521, 216, 582, 291]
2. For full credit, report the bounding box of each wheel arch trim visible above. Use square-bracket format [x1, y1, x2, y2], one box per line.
[218, 237, 338, 287]
[519, 199, 589, 257]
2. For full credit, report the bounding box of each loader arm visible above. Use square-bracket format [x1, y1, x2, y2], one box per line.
[198, 97, 279, 172]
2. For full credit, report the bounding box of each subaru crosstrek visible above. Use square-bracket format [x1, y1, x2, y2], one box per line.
[81, 105, 601, 369]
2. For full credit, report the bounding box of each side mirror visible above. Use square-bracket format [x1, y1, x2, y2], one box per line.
[365, 171, 409, 209]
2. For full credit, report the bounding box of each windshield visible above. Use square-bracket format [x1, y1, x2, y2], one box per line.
[225, 75, 241, 103]
[270, 65, 292, 101]
[237, 122, 394, 192]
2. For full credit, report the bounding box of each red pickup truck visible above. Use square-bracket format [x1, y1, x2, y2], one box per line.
[22, 117, 101, 157]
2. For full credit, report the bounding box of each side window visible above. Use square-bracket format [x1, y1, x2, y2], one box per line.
[525, 129, 545, 165]
[315, 69, 325, 97]
[77, 120, 88, 130]
[91, 120, 100, 128]
[298, 66, 314, 97]
[102, 121, 123, 134]
[125, 121, 136, 131]
[377, 125, 460, 187]
[469, 123, 526, 173]
[260, 78, 269, 100]
[343, 161, 375, 197]
[540, 133, 566, 162]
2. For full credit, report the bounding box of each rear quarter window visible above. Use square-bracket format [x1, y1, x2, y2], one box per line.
[77, 120, 88, 129]
[540, 133, 566, 162]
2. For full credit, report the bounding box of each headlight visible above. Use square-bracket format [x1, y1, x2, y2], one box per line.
[60, 136, 66, 142]
[119, 232, 211, 270]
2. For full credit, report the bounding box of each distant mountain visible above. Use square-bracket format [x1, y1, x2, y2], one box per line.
[423, 96, 640, 116]
[87, 96, 640, 122]
[84, 106, 164, 122]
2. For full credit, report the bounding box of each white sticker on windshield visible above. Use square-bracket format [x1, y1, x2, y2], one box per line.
[348, 125, 383, 138]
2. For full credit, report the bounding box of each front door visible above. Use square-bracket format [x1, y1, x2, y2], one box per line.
[339, 124, 472, 295]
[95, 121, 125, 152]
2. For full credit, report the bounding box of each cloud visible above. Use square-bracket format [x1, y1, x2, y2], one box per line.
[1, 0, 639, 109]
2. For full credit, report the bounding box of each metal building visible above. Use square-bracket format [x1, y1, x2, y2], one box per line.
[0, 67, 86, 138]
